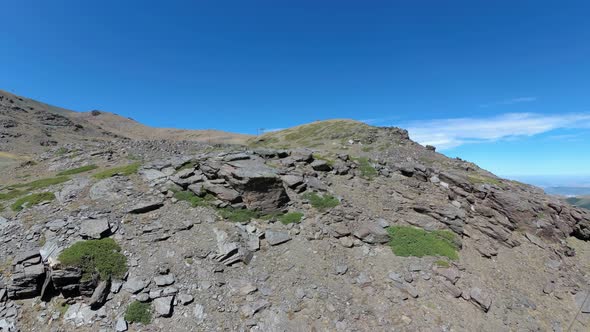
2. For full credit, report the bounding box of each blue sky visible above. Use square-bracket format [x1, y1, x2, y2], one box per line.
[1, 1, 589, 177]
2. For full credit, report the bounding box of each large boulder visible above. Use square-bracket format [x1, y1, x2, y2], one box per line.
[7, 250, 45, 299]
[219, 159, 289, 212]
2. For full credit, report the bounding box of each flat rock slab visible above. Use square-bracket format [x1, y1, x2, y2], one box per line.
[265, 231, 291, 246]
[154, 274, 176, 287]
[80, 219, 111, 239]
[127, 199, 164, 214]
[123, 278, 148, 294]
[154, 296, 174, 317]
[575, 291, 590, 313]
[352, 222, 389, 244]
[470, 287, 492, 312]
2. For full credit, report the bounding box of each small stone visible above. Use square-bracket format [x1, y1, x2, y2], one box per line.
[110, 281, 123, 294]
[435, 267, 460, 284]
[179, 294, 194, 305]
[441, 281, 462, 298]
[193, 303, 206, 322]
[154, 274, 175, 287]
[115, 317, 128, 332]
[154, 296, 174, 317]
[123, 278, 147, 294]
[265, 230, 291, 246]
[339, 237, 354, 248]
[240, 299, 270, 318]
[543, 282, 555, 295]
[79, 219, 111, 239]
[335, 264, 348, 275]
[470, 287, 492, 312]
[136, 293, 149, 302]
[239, 284, 258, 296]
[575, 291, 590, 313]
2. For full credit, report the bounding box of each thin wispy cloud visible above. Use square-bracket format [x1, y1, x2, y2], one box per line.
[479, 97, 537, 108]
[360, 115, 400, 125]
[261, 128, 284, 133]
[404, 112, 590, 150]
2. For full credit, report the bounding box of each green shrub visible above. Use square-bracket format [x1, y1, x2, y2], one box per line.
[354, 157, 378, 180]
[56, 147, 68, 156]
[303, 192, 340, 210]
[173, 191, 214, 207]
[58, 238, 128, 281]
[280, 212, 304, 225]
[93, 162, 141, 180]
[57, 165, 98, 176]
[218, 207, 260, 223]
[11, 192, 55, 211]
[124, 301, 152, 325]
[387, 226, 459, 260]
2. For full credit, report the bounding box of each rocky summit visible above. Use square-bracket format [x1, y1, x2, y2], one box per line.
[0, 90, 589, 332]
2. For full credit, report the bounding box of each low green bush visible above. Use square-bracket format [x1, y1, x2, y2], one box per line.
[387, 226, 459, 260]
[11, 176, 70, 191]
[57, 164, 98, 176]
[303, 192, 340, 210]
[173, 191, 215, 207]
[0, 189, 25, 201]
[93, 162, 141, 180]
[124, 301, 152, 325]
[354, 157, 378, 180]
[218, 207, 260, 223]
[58, 238, 128, 281]
[435, 260, 451, 268]
[280, 212, 304, 225]
[11, 192, 55, 211]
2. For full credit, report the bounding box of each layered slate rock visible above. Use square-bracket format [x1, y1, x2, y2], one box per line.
[7, 250, 45, 299]
[218, 158, 289, 212]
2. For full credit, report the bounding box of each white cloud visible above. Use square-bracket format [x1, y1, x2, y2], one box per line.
[479, 96, 537, 108]
[261, 128, 285, 133]
[404, 112, 590, 150]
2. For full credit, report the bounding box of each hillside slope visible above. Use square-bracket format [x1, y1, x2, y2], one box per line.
[0, 92, 589, 331]
[0, 90, 251, 156]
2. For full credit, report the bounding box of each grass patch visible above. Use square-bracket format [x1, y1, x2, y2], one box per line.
[312, 154, 335, 166]
[280, 212, 304, 225]
[11, 192, 55, 211]
[93, 162, 141, 180]
[125, 301, 152, 325]
[218, 207, 261, 223]
[435, 260, 451, 268]
[173, 191, 215, 207]
[0, 257, 13, 278]
[1, 176, 69, 203]
[57, 164, 98, 176]
[11, 176, 70, 191]
[303, 192, 340, 210]
[0, 189, 26, 201]
[353, 157, 378, 180]
[467, 174, 503, 187]
[55, 300, 70, 317]
[176, 161, 198, 171]
[56, 147, 68, 156]
[387, 226, 459, 260]
[58, 238, 128, 281]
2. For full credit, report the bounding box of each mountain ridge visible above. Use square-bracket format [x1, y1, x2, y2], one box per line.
[0, 90, 589, 331]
